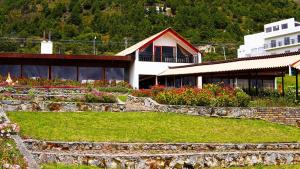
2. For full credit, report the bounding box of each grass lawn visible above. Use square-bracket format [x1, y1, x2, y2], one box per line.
[7, 111, 300, 143]
[117, 95, 128, 102]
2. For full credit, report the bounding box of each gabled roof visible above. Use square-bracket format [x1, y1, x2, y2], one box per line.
[116, 28, 199, 56]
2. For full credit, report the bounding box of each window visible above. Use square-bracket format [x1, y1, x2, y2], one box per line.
[285, 50, 290, 53]
[282, 23, 288, 29]
[106, 68, 125, 81]
[0, 65, 21, 78]
[78, 67, 103, 82]
[271, 40, 276, 48]
[154, 46, 175, 62]
[51, 66, 77, 80]
[265, 27, 272, 33]
[278, 41, 282, 46]
[23, 65, 48, 79]
[273, 25, 279, 31]
[284, 37, 290, 45]
[291, 39, 295, 44]
[298, 35, 300, 43]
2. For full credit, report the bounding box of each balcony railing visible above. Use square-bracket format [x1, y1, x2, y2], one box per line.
[264, 39, 300, 49]
[139, 55, 196, 63]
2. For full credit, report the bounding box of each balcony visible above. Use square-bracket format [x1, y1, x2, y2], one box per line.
[139, 55, 196, 63]
[264, 39, 300, 50]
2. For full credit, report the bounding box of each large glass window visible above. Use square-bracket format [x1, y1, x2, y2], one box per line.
[298, 35, 300, 43]
[79, 67, 103, 82]
[139, 43, 153, 61]
[106, 68, 124, 81]
[182, 76, 195, 87]
[51, 66, 77, 80]
[23, 65, 48, 79]
[162, 46, 175, 62]
[0, 65, 21, 78]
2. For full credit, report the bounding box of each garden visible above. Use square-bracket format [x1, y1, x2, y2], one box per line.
[7, 111, 300, 143]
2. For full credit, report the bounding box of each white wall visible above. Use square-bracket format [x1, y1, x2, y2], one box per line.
[41, 41, 53, 54]
[238, 32, 266, 58]
[129, 33, 201, 89]
[238, 18, 300, 58]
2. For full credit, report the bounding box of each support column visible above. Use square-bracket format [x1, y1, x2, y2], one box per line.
[248, 77, 251, 94]
[48, 66, 52, 80]
[76, 66, 79, 82]
[197, 76, 203, 89]
[296, 70, 299, 100]
[282, 75, 285, 97]
[155, 76, 158, 86]
[255, 72, 258, 96]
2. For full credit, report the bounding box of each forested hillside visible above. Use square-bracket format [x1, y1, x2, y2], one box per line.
[0, 0, 300, 58]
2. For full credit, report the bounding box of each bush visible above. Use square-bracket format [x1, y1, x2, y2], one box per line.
[84, 91, 116, 103]
[151, 84, 251, 107]
[98, 86, 132, 93]
[132, 89, 152, 97]
[236, 89, 251, 107]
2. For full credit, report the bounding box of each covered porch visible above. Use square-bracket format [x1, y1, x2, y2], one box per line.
[159, 52, 300, 99]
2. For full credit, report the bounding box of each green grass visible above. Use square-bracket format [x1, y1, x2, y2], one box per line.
[0, 138, 27, 168]
[7, 111, 300, 143]
[277, 75, 300, 89]
[42, 164, 99, 169]
[117, 95, 127, 102]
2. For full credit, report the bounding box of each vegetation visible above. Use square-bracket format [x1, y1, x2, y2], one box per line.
[133, 84, 251, 107]
[0, 0, 300, 59]
[7, 111, 300, 143]
[42, 164, 99, 169]
[84, 91, 116, 103]
[118, 95, 128, 102]
[0, 138, 27, 169]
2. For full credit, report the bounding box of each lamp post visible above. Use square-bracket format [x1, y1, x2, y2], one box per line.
[93, 36, 97, 55]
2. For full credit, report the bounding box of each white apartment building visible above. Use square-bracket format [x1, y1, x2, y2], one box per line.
[238, 18, 300, 58]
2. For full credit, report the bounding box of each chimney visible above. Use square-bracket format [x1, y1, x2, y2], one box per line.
[41, 31, 53, 54]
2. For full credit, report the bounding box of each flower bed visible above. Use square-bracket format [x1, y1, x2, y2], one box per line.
[132, 84, 251, 107]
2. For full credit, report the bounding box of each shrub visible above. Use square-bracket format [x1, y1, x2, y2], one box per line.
[153, 85, 250, 107]
[84, 91, 116, 103]
[98, 86, 132, 93]
[132, 89, 152, 97]
[236, 90, 251, 107]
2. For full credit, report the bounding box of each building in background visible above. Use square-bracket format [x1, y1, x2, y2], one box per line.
[238, 18, 300, 58]
[117, 28, 202, 89]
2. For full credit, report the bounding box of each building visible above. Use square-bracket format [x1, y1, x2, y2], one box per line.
[116, 28, 202, 89]
[238, 18, 300, 58]
[1, 27, 300, 95]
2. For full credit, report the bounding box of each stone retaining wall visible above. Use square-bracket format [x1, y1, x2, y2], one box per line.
[24, 140, 300, 168]
[127, 96, 300, 126]
[0, 100, 125, 112]
[32, 150, 300, 168]
[24, 140, 300, 153]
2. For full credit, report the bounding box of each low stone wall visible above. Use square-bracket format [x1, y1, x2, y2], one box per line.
[24, 140, 300, 168]
[24, 140, 300, 153]
[127, 96, 300, 126]
[0, 100, 125, 112]
[32, 150, 300, 168]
